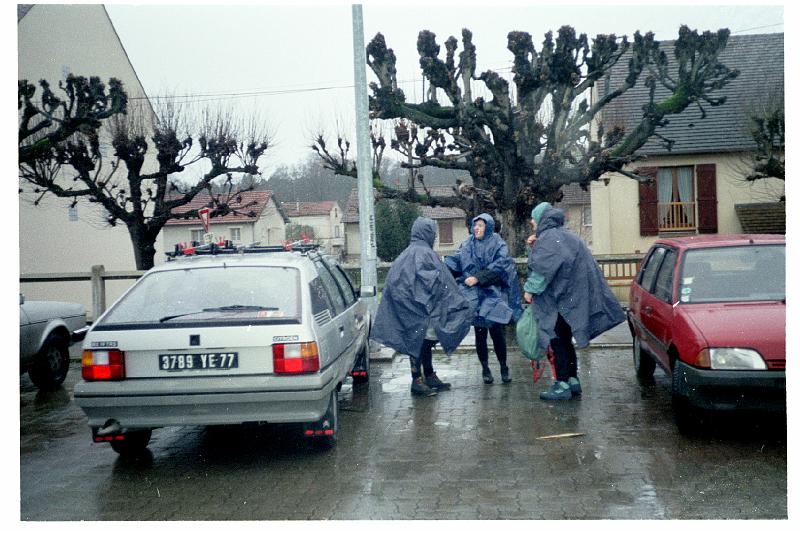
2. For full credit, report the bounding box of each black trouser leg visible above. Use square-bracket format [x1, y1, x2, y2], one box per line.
[475, 326, 489, 367]
[420, 339, 436, 377]
[410, 339, 436, 379]
[488, 323, 507, 367]
[409, 356, 421, 379]
[550, 314, 577, 382]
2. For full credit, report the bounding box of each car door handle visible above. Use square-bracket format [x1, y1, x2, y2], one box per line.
[643, 306, 653, 315]
[339, 325, 345, 337]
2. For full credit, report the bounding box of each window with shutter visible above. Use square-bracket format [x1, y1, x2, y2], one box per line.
[656, 166, 695, 231]
[439, 220, 453, 244]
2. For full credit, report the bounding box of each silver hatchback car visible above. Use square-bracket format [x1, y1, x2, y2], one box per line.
[74, 244, 370, 454]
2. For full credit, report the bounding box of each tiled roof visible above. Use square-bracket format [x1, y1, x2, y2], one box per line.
[164, 190, 274, 226]
[601, 33, 783, 156]
[734, 202, 785, 234]
[556, 183, 591, 205]
[280, 200, 340, 217]
[343, 187, 466, 223]
[421, 205, 467, 219]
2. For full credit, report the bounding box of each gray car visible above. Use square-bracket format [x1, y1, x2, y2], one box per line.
[74, 244, 370, 454]
[19, 294, 88, 390]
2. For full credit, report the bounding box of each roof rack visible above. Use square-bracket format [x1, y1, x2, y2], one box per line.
[166, 239, 321, 260]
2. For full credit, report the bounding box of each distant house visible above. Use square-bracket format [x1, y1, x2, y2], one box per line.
[162, 191, 288, 249]
[343, 187, 469, 261]
[590, 32, 784, 255]
[18, 4, 157, 310]
[280, 201, 345, 257]
[553, 183, 593, 249]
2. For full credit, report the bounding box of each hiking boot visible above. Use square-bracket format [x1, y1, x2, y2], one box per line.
[568, 377, 582, 395]
[539, 381, 572, 401]
[500, 365, 511, 383]
[411, 377, 437, 397]
[482, 366, 494, 384]
[424, 373, 451, 391]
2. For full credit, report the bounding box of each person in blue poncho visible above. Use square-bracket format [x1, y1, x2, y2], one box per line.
[371, 217, 473, 397]
[445, 213, 523, 384]
[524, 202, 626, 401]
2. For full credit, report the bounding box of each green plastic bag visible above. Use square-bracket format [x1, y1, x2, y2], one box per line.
[516, 305, 545, 361]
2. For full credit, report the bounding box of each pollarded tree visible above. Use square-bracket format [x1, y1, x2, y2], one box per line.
[744, 87, 784, 188]
[318, 25, 739, 254]
[19, 75, 271, 269]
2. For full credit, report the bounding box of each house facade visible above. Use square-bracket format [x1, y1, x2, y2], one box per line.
[553, 183, 593, 249]
[280, 201, 345, 257]
[162, 191, 288, 250]
[18, 4, 158, 310]
[342, 187, 469, 261]
[590, 32, 784, 255]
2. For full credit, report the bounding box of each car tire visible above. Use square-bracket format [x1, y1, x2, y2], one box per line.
[351, 340, 370, 384]
[110, 429, 152, 455]
[28, 332, 70, 391]
[633, 335, 656, 379]
[317, 389, 339, 449]
[671, 367, 700, 434]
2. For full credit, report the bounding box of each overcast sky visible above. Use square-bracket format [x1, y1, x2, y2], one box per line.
[102, 1, 784, 177]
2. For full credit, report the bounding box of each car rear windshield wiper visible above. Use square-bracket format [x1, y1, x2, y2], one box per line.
[159, 311, 206, 323]
[203, 305, 280, 312]
[158, 305, 280, 323]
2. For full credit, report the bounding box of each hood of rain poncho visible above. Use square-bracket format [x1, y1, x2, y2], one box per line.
[531, 202, 551, 225]
[527, 205, 625, 350]
[444, 213, 523, 327]
[370, 217, 473, 356]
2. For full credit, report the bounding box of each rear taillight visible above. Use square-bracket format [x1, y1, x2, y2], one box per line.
[273, 342, 319, 374]
[82, 349, 126, 381]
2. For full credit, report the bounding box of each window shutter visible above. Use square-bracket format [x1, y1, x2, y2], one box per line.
[439, 220, 453, 244]
[637, 167, 659, 236]
[696, 164, 717, 234]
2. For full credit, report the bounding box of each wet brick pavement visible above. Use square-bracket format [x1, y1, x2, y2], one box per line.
[20, 343, 787, 520]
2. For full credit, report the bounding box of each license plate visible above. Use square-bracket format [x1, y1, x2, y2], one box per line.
[158, 352, 238, 372]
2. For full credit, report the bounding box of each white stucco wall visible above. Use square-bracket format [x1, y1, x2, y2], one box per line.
[18, 5, 159, 310]
[254, 200, 287, 245]
[591, 152, 785, 255]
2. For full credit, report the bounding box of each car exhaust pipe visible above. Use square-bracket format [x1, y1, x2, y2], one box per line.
[95, 420, 121, 437]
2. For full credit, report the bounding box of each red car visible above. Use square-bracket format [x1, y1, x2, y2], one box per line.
[628, 234, 785, 431]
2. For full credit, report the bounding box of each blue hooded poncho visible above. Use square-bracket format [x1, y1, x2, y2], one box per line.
[370, 217, 473, 356]
[444, 213, 523, 328]
[527, 206, 625, 350]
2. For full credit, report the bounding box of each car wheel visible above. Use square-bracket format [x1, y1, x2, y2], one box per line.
[110, 429, 152, 455]
[351, 340, 370, 384]
[633, 335, 656, 379]
[28, 332, 70, 391]
[671, 368, 700, 434]
[317, 389, 339, 449]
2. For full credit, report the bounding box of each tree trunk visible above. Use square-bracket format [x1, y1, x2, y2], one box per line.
[128, 225, 157, 271]
[497, 206, 529, 258]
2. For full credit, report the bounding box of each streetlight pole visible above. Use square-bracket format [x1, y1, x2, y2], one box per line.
[351, 4, 378, 312]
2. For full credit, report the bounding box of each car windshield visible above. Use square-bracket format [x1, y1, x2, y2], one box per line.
[99, 266, 300, 325]
[679, 244, 785, 303]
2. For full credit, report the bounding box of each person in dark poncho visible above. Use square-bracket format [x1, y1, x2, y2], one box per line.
[371, 217, 474, 396]
[524, 202, 626, 401]
[445, 213, 523, 384]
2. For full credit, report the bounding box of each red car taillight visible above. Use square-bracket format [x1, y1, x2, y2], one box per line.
[272, 342, 319, 374]
[82, 349, 126, 381]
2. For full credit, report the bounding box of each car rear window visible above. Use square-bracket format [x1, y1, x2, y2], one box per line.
[98, 266, 300, 326]
[679, 244, 785, 303]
